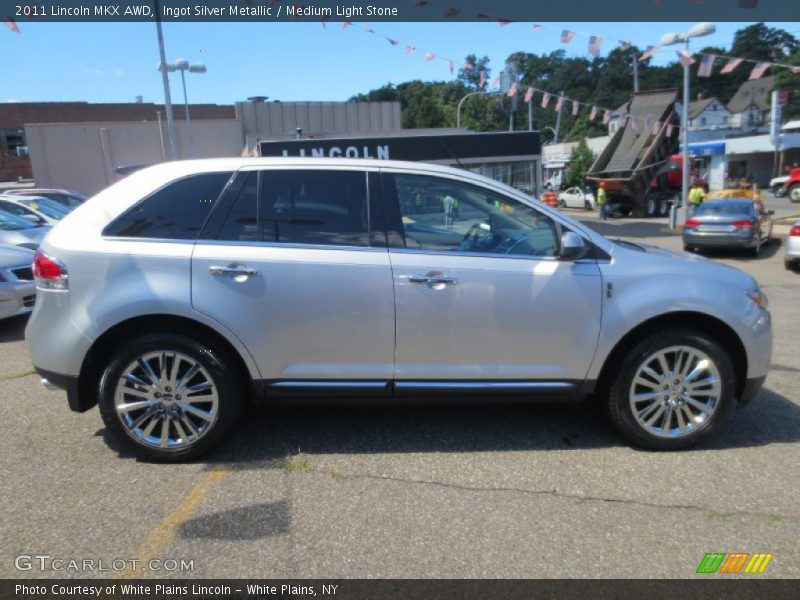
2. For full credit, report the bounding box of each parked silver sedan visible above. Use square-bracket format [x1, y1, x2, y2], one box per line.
[3, 188, 87, 210]
[785, 219, 800, 271]
[683, 199, 773, 256]
[0, 209, 50, 250]
[0, 244, 35, 321]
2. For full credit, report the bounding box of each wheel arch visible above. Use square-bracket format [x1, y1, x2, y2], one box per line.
[595, 311, 748, 400]
[77, 314, 259, 412]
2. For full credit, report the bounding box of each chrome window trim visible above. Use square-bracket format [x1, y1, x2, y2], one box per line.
[193, 239, 388, 253]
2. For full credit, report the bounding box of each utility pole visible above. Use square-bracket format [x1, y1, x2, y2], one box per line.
[632, 55, 640, 93]
[554, 90, 564, 144]
[154, 0, 178, 160]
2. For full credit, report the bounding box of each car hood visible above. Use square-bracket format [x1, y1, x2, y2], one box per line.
[610, 239, 758, 290]
[0, 243, 35, 266]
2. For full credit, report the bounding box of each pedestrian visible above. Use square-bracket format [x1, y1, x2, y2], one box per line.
[688, 184, 704, 214]
[597, 181, 608, 221]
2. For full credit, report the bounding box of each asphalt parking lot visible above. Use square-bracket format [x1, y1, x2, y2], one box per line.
[1, 213, 798, 580]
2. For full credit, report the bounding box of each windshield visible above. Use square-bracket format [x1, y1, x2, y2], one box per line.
[18, 198, 68, 220]
[0, 209, 35, 231]
[692, 201, 753, 217]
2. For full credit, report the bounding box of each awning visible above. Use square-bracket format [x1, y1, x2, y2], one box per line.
[688, 142, 725, 157]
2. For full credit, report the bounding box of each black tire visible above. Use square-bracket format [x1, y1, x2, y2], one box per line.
[789, 184, 800, 203]
[98, 333, 243, 462]
[645, 198, 657, 218]
[682, 244, 692, 252]
[787, 260, 798, 272]
[585, 200, 592, 211]
[558, 199, 567, 208]
[606, 329, 736, 450]
[750, 236, 761, 257]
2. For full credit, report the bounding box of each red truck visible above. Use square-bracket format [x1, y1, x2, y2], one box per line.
[784, 167, 800, 203]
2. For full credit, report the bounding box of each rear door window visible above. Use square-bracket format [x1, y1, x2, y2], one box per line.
[103, 172, 233, 240]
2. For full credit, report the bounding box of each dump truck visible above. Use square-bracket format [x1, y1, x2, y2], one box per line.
[586, 89, 681, 217]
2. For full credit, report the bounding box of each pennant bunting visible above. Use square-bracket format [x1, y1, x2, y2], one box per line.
[590, 105, 598, 121]
[560, 30, 575, 44]
[572, 100, 580, 116]
[507, 82, 518, 97]
[524, 87, 534, 103]
[793, 67, 800, 74]
[676, 50, 696, 67]
[3, 17, 19, 33]
[531, 24, 543, 32]
[720, 57, 742, 74]
[603, 110, 611, 124]
[447, 59, 455, 74]
[541, 93, 551, 109]
[491, 75, 501, 88]
[341, 21, 351, 30]
[463, 61, 474, 69]
[424, 52, 436, 61]
[698, 53, 716, 77]
[620, 113, 629, 127]
[498, 19, 513, 26]
[404, 44, 415, 54]
[387, 38, 398, 46]
[588, 36, 603, 58]
[667, 123, 675, 137]
[639, 46, 659, 61]
[362, 25, 375, 33]
[748, 61, 770, 80]
[555, 96, 564, 111]
[619, 40, 631, 51]
[651, 121, 661, 135]
[479, 70, 487, 88]
[443, 8, 460, 18]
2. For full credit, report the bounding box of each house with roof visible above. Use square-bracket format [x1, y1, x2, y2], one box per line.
[682, 96, 732, 130]
[727, 75, 775, 128]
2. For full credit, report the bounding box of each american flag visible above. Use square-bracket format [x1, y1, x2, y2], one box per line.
[590, 105, 598, 120]
[588, 36, 603, 58]
[555, 96, 565, 111]
[524, 87, 534, 103]
[387, 38, 399, 46]
[443, 8, 460, 17]
[447, 60, 455, 74]
[341, 21, 351, 30]
[698, 54, 716, 77]
[3, 17, 19, 33]
[541, 93, 551, 109]
[748, 61, 770, 80]
[667, 124, 675, 137]
[720, 57, 742, 74]
[507, 82, 518, 97]
[491, 75, 501, 88]
[561, 30, 575, 44]
[463, 61, 474, 69]
[651, 121, 661, 135]
[620, 113, 629, 127]
[639, 46, 659, 61]
[479, 70, 487, 88]
[572, 100, 580, 116]
[677, 50, 696, 67]
[619, 40, 631, 51]
[793, 67, 800, 74]
[424, 52, 436, 61]
[405, 44, 415, 54]
[531, 24, 543, 32]
[603, 110, 611, 124]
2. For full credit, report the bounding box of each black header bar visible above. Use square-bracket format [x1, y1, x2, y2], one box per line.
[4, 0, 796, 23]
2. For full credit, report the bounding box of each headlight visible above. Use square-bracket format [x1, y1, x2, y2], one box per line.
[746, 289, 768, 309]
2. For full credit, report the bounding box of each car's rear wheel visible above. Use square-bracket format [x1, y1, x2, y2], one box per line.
[98, 333, 243, 462]
[558, 199, 567, 208]
[789, 184, 800, 203]
[606, 329, 735, 450]
[585, 199, 593, 210]
[750, 235, 761, 257]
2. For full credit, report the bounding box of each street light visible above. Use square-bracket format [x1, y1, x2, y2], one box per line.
[158, 59, 207, 158]
[660, 22, 716, 228]
[456, 90, 492, 128]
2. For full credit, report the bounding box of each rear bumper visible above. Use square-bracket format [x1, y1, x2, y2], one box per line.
[682, 230, 755, 247]
[34, 367, 93, 413]
[740, 375, 766, 405]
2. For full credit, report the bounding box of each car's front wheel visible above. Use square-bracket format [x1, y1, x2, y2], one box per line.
[98, 333, 243, 461]
[606, 329, 736, 450]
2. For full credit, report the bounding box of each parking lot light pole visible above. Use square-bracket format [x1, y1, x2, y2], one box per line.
[173, 60, 207, 158]
[154, 0, 178, 160]
[661, 22, 716, 229]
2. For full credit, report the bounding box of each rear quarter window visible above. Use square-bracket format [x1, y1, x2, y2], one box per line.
[103, 172, 233, 240]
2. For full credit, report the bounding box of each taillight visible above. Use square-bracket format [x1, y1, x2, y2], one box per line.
[684, 219, 700, 228]
[790, 225, 800, 236]
[732, 219, 755, 229]
[33, 249, 68, 290]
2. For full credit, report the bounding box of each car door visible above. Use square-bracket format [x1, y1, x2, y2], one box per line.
[563, 187, 580, 208]
[191, 168, 396, 395]
[382, 169, 603, 395]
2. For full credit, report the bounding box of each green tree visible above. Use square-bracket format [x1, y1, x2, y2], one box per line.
[566, 139, 596, 187]
[458, 54, 491, 90]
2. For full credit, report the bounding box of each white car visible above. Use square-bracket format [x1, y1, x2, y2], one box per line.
[785, 219, 800, 271]
[557, 187, 596, 210]
[0, 243, 36, 321]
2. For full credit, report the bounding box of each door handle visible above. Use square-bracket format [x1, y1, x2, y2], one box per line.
[209, 265, 261, 278]
[409, 274, 458, 286]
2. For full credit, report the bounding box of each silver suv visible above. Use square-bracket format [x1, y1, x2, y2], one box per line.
[26, 159, 772, 461]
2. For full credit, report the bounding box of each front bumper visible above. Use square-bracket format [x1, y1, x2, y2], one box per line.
[0, 281, 35, 320]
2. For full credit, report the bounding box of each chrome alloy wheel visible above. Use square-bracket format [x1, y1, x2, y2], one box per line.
[628, 345, 722, 438]
[114, 351, 219, 449]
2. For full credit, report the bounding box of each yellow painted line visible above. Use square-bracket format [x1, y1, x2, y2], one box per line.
[117, 467, 230, 579]
[758, 554, 773, 573]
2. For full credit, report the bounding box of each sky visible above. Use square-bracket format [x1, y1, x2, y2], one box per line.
[2, 21, 798, 105]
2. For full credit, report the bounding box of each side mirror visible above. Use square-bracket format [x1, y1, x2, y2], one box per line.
[22, 214, 44, 225]
[559, 231, 590, 261]
[767, 210, 775, 215]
